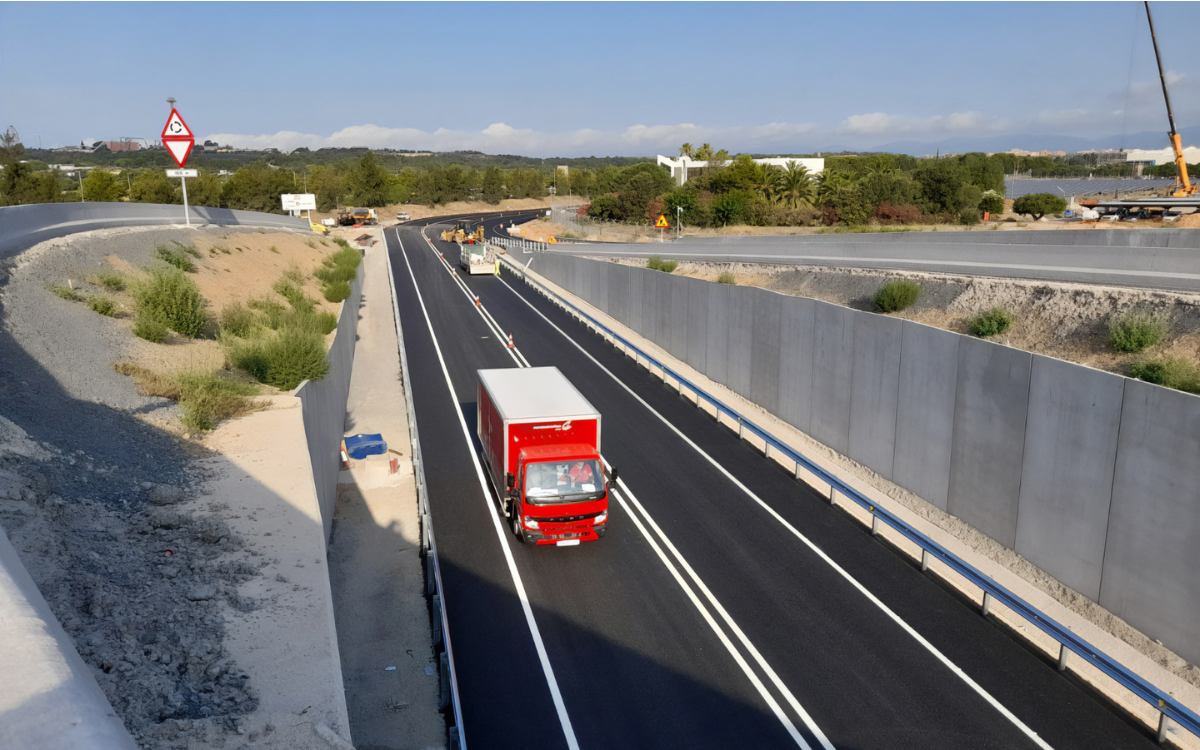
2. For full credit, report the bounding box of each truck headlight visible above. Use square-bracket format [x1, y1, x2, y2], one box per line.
[523, 516, 539, 529]
[593, 512, 607, 525]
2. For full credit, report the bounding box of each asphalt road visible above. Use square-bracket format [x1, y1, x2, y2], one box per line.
[387, 214, 1160, 750]
[549, 228, 1200, 293]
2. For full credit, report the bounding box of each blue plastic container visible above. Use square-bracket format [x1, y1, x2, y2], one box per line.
[344, 433, 387, 459]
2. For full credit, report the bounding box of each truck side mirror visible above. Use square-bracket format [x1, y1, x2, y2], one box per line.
[609, 466, 619, 485]
[506, 472, 515, 489]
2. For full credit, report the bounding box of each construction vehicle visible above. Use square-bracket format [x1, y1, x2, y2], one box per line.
[309, 221, 330, 236]
[478, 367, 612, 545]
[458, 241, 497, 275]
[1145, 1, 1196, 198]
[440, 220, 485, 244]
[1095, 3, 1199, 220]
[336, 207, 378, 226]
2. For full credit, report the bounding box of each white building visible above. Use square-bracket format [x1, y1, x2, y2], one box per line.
[1124, 146, 1200, 166]
[657, 155, 825, 186]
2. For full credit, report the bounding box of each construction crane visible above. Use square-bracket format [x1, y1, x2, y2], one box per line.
[1145, 1, 1196, 197]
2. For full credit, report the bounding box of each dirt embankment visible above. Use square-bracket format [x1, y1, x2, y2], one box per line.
[608, 258, 1200, 381]
[0, 225, 356, 748]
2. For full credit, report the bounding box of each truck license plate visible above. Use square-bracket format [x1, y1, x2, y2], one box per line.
[555, 539, 581, 547]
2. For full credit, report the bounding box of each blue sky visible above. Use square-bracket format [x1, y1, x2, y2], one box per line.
[2, 1, 1198, 156]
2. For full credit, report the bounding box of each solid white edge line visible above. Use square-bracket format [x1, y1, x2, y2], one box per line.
[397, 235, 581, 750]
[383, 227, 467, 747]
[498, 269, 1055, 750]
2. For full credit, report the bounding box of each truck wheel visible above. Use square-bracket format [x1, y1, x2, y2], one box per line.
[511, 511, 526, 543]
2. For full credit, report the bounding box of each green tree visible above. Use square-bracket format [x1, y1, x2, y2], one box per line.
[307, 165, 345, 211]
[1012, 193, 1066, 221]
[129, 170, 179, 204]
[343, 152, 393, 207]
[679, 143, 695, 158]
[913, 159, 979, 215]
[979, 192, 1005, 216]
[695, 143, 714, 161]
[775, 162, 814, 209]
[219, 161, 291, 212]
[81, 169, 123, 202]
[815, 170, 854, 204]
[858, 169, 915, 210]
[0, 161, 64, 205]
[187, 171, 223, 207]
[481, 167, 504, 204]
[711, 189, 755, 226]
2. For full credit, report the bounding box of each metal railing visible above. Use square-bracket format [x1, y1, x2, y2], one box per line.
[501, 255, 1200, 746]
[384, 231, 466, 750]
[491, 235, 551, 254]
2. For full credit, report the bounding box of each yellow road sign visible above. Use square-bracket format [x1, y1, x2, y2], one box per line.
[655, 214, 669, 229]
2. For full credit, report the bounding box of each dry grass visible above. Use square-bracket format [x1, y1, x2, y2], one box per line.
[112, 362, 260, 431]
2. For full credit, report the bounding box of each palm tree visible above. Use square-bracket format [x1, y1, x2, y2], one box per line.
[695, 143, 714, 161]
[679, 143, 695, 158]
[776, 161, 814, 209]
[816, 169, 852, 204]
[754, 164, 782, 202]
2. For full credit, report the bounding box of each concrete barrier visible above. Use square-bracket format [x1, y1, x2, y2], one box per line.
[0, 202, 310, 260]
[0, 526, 138, 750]
[295, 261, 365, 542]
[529, 249, 1200, 665]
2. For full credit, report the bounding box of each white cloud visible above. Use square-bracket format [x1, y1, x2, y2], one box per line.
[837, 111, 1001, 136]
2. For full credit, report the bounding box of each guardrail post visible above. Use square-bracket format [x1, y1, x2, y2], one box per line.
[439, 652, 450, 710]
[1057, 643, 1069, 671]
[920, 548, 930, 572]
[425, 557, 436, 596]
[737, 419, 745, 440]
[829, 487, 839, 507]
[871, 514, 880, 536]
[1158, 712, 1171, 744]
[793, 461, 803, 480]
[431, 594, 443, 647]
[981, 592, 993, 617]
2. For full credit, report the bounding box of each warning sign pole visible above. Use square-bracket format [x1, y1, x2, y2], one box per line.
[180, 173, 190, 227]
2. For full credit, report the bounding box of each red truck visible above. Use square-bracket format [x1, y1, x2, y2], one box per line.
[478, 367, 612, 546]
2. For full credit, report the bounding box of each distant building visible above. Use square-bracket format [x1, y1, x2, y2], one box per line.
[1004, 148, 1067, 158]
[105, 140, 140, 152]
[656, 155, 825, 186]
[1125, 146, 1200, 166]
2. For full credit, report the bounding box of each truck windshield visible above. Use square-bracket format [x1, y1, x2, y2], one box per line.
[524, 460, 604, 504]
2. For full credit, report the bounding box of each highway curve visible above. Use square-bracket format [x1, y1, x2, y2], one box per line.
[386, 214, 1159, 750]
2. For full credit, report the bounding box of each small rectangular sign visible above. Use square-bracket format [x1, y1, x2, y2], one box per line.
[166, 169, 198, 178]
[281, 193, 317, 211]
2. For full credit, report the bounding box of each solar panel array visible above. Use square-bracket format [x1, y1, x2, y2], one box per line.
[1005, 178, 1177, 199]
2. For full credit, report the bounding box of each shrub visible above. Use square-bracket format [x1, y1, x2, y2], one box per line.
[1129, 358, 1200, 393]
[132, 267, 208, 337]
[1109, 310, 1167, 353]
[155, 245, 196, 272]
[646, 256, 677, 273]
[979, 194, 1005, 216]
[90, 271, 126, 291]
[873, 280, 921, 313]
[969, 307, 1013, 338]
[874, 203, 923, 225]
[133, 311, 169, 342]
[112, 363, 258, 431]
[50, 285, 83, 302]
[227, 328, 329, 390]
[87, 295, 116, 317]
[323, 280, 352, 303]
[1012, 193, 1067, 221]
[273, 279, 316, 312]
[219, 302, 258, 338]
[957, 207, 982, 226]
[717, 271, 736, 285]
[314, 264, 358, 284]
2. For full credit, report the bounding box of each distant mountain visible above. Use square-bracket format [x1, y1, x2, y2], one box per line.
[833, 126, 1200, 157]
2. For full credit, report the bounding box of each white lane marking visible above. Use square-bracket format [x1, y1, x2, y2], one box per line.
[383, 228, 468, 746]
[610, 485, 815, 749]
[416, 227, 528, 367]
[396, 236, 580, 750]
[497, 272, 1056, 750]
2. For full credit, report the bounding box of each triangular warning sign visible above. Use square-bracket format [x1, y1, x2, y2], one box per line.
[165, 139, 193, 168]
[655, 214, 669, 229]
[161, 109, 192, 139]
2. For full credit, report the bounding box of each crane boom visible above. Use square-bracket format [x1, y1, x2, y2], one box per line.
[1145, 1, 1196, 196]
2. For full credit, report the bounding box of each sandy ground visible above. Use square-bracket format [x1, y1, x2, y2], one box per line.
[186, 396, 353, 750]
[327, 235, 445, 749]
[510, 258, 1200, 746]
[605, 258, 1200, 382]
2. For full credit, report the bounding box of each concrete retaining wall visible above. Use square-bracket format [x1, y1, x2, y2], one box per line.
[296, 261, 365, 543]
[529, 250, 1200, 665]
[0, 202, 310, 260]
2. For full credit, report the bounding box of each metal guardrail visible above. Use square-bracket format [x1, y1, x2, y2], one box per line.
[384, 230, 466, 750]
[503, 255, 1200, 745]
[491, 235, 550, 254]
